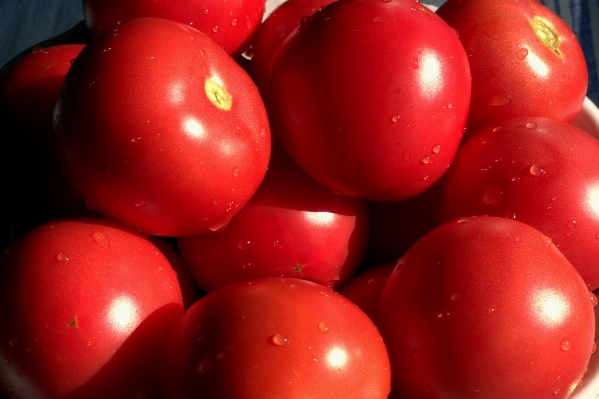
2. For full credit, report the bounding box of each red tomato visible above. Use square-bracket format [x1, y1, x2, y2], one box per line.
[339, 262, 394, 320]
[54, 17, 271, 237]
[0, 44, 97, 238]
[0, 218, 184, 399]
[82, 0, 265, 57]
[177, 145, 369, 292]
[376, 216, 595, 399]
[248, 0, 337, 93]
[265, 0, 470, 201]
[437, 117, 599, 291]
[159, 277, 391, 398]
[436, 0, 588, 136]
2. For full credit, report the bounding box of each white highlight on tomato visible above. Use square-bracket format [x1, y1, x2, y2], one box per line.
[532, 288, 570, 326]
[585, 185, 599, 217]
[169, 81, 185, 103]
[107, 296, 139, 334]
[525, 52, 550, 78]
[184, 116, 205, 139]
[326, 346, 348, 369]
[418, 50, 443, 98]
[304, 211, 336, 226]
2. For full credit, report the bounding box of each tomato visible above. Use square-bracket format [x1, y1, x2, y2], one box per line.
[54, 17, 271, 237]
[0, 44, 97, 242]
[159, 277, 391, 399]
[265, 0, 470, 201]
[248, 0, 337, 93]
[339, 262, 394, 321]
[0, 218, 184, 399]
[437, 116, 599, 291]
[376, 215, 595, 399]
[176, 145, 369, 292]
[436, 0, 588, 136]
[82, 0, 265, 57]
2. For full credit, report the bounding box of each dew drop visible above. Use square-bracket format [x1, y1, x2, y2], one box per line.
[592, 342, 596, 354]
[554, 388, 560, 395]
[269, 333, 289, 346]
[230, 18, 238, 26]
[246, 16, 253, 29]
[390, 114, 400, 123]
[136, 200, 147, 208]
[412, 348, 426, 364]
[203, 7, 209, 14]
[482, 186, 503, 205]
[232, 167, 239, 177]
[591, 291, 598, 307]
[410, 57, 419, 69]
[238, 240, 250, 249]
[525, 121, 537, 129]
[487, 307, 495, 315]
[209, 218, 231, 232]
[410, 6, 417, 11]
[318, 321, 329, 333]
[55, 253, 69, 262]
[528, 164, 545, 176]
[487, 92, 511, 107]
[432, 144, 441, 154]
[131, 136, 140, 143]
[567, 220, 577, 230]
[516, 47, 529, 60]
[451, 293, 460, 301]
[212, 25, 219, 33]
[273, 240, 282, 249]
[560, 339, 571, 351]
[447, 103, 453, 109]
[197, 356, 212, 373]
[457, 217, 469, 223]
[421, 156, 431, 164]
[91, 232, 110, 247]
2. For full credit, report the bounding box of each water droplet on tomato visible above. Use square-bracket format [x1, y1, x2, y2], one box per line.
[203, 7, 209, 13]
[246, 16, 253, 29]
[525, 121, 537, 129]
[421, 156, 431, 164]
[447, 103, 453, 109]
[592, 342, 597, 353]
[230, 18, 238, 26]
[432, 144, 441, 154]
[55, 253, 69, 262]
[390, 114, 400, 122]
[528, 164, 544, 176]
[91, 232, 110, 247]
[269, 333, 289, 346]
[318, 322, 329, 333]
[451, 293, 460, 301]
[136, 200, 147, 208]
[492, 126, 502, 133]
[487, 307, 495, 315]
[516, 48, 529, 60]
[238, 240, 250, 249]
[567, 220, 577, 230]
[560, 339, 571, 351]
[410, 57, 419, 69]
[232, 167, 239, 177]
[412, 348, 426, 364]
[590, 291, 598, 307]
[197, 356, 212, 373]
[410, 6, 417, 11]
[212, 25, 219, 33]
[209, 218, 230, 231]
[131, 136, 140, 143]
[457, 217, 469, 223]
[482, 186, 503, 205]
[487, 92, 511, 107]
[273, 240, 282, 249]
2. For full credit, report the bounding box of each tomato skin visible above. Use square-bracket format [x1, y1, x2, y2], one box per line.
[177, 145, 370, 292]
[339, 262, 394, 320]
[437, 117, 599, 291]
[0, 44, 97, 239]
[83, 0, 265, 56]
[248, 0, 337, 93]
[436, 0, 588, 136]
[159, 277, 391, 399]
[376, 216, 595, 399]
[54, 17, 271, 237]
[0, 218, 184, 399]
[265, 0, 470, 201]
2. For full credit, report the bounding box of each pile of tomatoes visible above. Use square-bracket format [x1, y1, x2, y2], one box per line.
[0, 0, 597, 398]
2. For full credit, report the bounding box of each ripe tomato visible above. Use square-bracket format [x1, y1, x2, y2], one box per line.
[54, 17, 271, 237]
[83, 0, 265, 57]
[177, 145, 370, 292]
[248, 0, 337, 93]
[0, 44, 96, 240]
[160, 277, 391, 398]
[436, 0, 588, 136]
[376, 216, 595, 399]
[437, 116, 599, 291]
[0, 218, 184, 399]
[265, 0, 470, 201]
[339, 262, 394, 320]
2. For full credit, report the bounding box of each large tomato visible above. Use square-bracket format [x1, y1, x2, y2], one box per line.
[436, 0, 588, 135]
[376, 216, 595, 399]
[265, 0, 470, 201]
[160, 277, 391, 398]
[0, 218, 184, 399]
[437, 117, 599, 291]
[83, 0, 266, 57]
[53, 17, 271, 237]
[177, 145, 370, 292]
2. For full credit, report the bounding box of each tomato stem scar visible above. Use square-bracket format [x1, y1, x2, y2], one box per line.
[531, 17, 561, 56]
